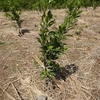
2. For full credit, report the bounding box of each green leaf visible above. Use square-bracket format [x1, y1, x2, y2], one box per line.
[48, 20, 55, 27]
[48, 45, 53, 50]
[49, 0, 54, 3]
[64, 45, 68, 50]
[47, 10, 53, 22]
[49, 71, 55, 76]
[37, 37, 42, 44]
[77, 10, 83, 15]
[34, 61, 38, 65]
[0, 41, 5, 45]
[41, 74, 47, 79]
[47, 60, 51, 65]
[40, 0, 46, 7]
[49, 31, 56, 35]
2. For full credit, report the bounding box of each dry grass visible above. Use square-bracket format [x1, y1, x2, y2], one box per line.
[0, 7, 100, 100]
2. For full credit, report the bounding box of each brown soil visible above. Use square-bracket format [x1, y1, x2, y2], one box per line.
[0, 7, 100, 100]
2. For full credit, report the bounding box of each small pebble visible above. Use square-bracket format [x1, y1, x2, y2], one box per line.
[38, 95, 47, 100]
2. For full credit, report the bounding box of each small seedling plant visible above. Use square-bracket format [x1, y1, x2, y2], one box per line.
[36, 0, 84, 80]
[0, 41, 5, 45]
[5, 1, 23, 36]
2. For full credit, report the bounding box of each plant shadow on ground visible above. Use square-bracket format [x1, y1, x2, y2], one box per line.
[45, 64, 78, 86]
[21, 29, 30, 35]
[55, 64, 78, 81]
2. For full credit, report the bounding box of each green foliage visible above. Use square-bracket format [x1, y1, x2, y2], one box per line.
[37, 0, 64, 79]
[0, 0, 99, 11]
[37, 0, 83, 79]
[63, 0, 83, 32]
[41, 69, 55, 79]
[0, 0, 36, 11]
[0, 41, 5, 45]
[0, 0, 99, 79]
[5, 1, 23, 36]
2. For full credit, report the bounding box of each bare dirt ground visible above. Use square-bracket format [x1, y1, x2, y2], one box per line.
[0, 7, 100, 100]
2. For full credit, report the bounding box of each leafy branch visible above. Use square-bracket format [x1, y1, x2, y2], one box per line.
[36, 0, 83, 80]
[5, 1, 23, 36]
